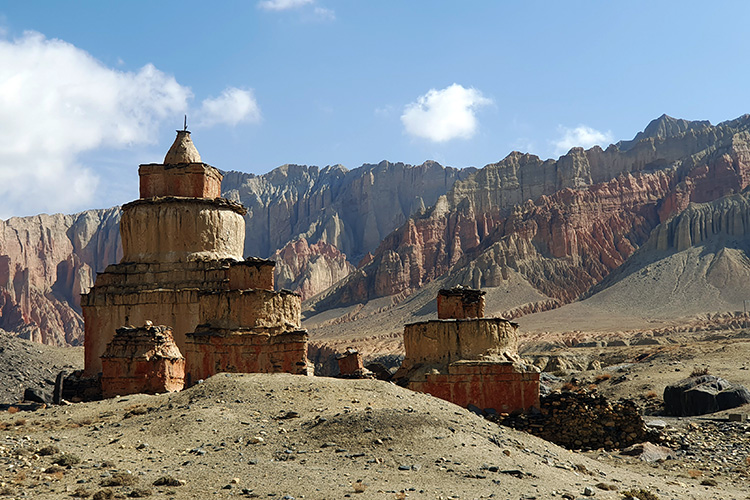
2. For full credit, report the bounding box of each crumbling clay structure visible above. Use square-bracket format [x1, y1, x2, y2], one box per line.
[395, 286, 539, 413]
[82, 130, 309, 388]
[437, 286, 485, 319]
[101, 324, 185, 398]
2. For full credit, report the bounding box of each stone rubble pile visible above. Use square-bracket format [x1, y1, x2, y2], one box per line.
[492, 391, 657, 450]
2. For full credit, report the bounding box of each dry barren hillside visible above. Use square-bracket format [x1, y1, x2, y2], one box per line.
[0, 372, 742, 500]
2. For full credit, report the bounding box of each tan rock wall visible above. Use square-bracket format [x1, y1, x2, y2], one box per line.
[120, 198, 245, 263]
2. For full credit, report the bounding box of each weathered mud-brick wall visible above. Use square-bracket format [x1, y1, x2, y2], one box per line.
[119, 198, 246, 264]
[229, 258, 275, 290]
[101, 324, 185, 398]
[399, 318, 519, 371]
[139, 163, 222, 199]
[396, 311, 539, 413]
[437, 287, 486, 319]
[411, 361, 539, 412]
[184, 328, 309, 382]
[337, 348, 364, 376]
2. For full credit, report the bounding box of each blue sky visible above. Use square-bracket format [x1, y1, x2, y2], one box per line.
[0, 1, 748, 217]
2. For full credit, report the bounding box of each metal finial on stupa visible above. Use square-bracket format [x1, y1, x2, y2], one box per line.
[164, 118, 201, 164]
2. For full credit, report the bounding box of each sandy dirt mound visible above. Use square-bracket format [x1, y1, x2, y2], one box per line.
[0, 372, 735, 499]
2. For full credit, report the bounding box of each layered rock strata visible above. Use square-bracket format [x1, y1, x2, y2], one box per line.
[395, 288, 539, 413]
[101, 324, 185, 398]
[82, 131, 309, 382]
[310, 114, 750, 316]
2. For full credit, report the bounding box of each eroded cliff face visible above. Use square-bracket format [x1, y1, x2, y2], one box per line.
[0, 208, 121, 345]
[222, 160, 475, 263]
[6, 114, 750, 346]
[272, 238, 354, 300]
[309, 114, 750, 314]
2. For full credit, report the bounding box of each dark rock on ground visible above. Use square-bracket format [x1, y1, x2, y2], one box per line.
[663, 375, 750, 416]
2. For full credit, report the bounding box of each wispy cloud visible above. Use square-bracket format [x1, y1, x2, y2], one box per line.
[196, 88, 261, 128]
[258, 0, 334, 19]
[401, 84, 492, 142]
[257, 0, 313, 11]
[553, 125, 614, 156]
[313, 6, 335, 20]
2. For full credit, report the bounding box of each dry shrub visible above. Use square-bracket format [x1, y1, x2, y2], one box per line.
[53, 453, 81, 467]
[127, 488, 152, 497]
[100, 472, 137, 487]
[71, 486, 92, 498]
[594, 373, 612, 383]
[152, 476, 183, 487]
[621, 489, 660, 500]
[36, 445, 59, 456]
[12, 471, 26, 483]
[13, 418, 26, 426]
[595, 482, 618, 491]
[687, 469, 703, 478]
[123, 406, 148, 419]
[92, 489, 114, 500]
[645, 391, 658, 399]
[562, 381, 577, 391]
[690, 366, 709, 377]
[7, 407, 18, 414]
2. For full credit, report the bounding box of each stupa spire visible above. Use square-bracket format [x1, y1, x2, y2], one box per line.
[164, 119, 202, 164]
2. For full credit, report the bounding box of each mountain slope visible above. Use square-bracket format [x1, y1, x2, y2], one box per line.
[307, 115, 750, 321]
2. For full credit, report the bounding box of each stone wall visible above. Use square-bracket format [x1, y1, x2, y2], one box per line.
[139, 163, 223, 199]
[120, 198, 246, 263]
[184, 328, 308, 382]
[494, 391, 655, 451]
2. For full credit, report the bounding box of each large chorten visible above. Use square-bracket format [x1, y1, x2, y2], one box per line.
[82, 130, 309, 382]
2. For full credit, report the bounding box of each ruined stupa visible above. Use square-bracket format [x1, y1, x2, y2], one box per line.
[394, 286, 539, 413]
[82, 130, 309, 386]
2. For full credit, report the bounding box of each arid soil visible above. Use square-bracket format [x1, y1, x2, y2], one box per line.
[4, 322, 750, 498]
[0, 373, 746, 500]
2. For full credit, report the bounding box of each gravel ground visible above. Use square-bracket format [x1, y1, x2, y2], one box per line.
[0, 373, 743, 500]
[0, 330, 82, 404]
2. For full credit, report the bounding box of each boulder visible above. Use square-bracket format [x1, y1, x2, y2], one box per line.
[664, 375, 750, 416]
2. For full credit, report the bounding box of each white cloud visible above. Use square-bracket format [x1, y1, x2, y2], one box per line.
[553, 125, 614, 155]
[0, 31, 191, 217]
[258, 0, 313, 11]
[313, 7, 336, 20]
[196, 88, 261, 128]
[401, 84, 492, 142]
